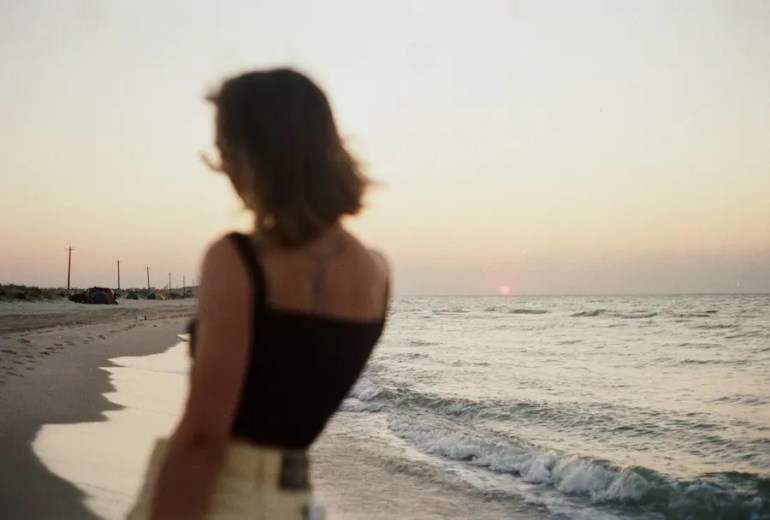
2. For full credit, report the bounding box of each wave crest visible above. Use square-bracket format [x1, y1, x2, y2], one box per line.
[387, 414, 770, 518]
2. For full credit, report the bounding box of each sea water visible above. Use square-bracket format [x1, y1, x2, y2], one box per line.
[34, 295, 770, 519]
[346, 295, 770, 519]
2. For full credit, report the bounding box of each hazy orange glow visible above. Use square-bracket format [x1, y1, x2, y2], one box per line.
[1, 1, 769, 294]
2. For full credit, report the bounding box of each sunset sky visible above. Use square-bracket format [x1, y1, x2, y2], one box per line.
[1, 0, 769, 295]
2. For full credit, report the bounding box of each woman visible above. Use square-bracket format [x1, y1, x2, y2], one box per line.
[128, 68, 389, 519]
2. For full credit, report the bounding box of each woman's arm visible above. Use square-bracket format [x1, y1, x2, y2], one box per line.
[151, 237, 252, 519]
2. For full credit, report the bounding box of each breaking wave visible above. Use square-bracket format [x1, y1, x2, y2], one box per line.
[387, 414, 770, 519]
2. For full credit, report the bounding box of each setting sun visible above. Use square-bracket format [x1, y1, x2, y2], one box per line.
[499, 285, 511, 295]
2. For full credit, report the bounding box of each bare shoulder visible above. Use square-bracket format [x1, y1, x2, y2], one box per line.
[199, 234, 247, 288]
[340, 232, 390, 295]
[344, 231, 389, 279]
[366, 248, 390, 280]
[202, 235, 236, 266]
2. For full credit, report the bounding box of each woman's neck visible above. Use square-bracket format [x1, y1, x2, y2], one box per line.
[251, 222, 347, 254]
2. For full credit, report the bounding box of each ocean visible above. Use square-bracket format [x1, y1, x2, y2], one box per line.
[345, 295, 770, 519]
[33, 295, 769, 519]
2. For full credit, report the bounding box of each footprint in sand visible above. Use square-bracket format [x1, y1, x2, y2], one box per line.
[64, 341, 75, 346]
[18, 338, 31, 344]
[24, 354, 35, 359]
[98, 335, 106, 340]
[54, 343, 63, 347]
[1, 349, 16, 355]
[25, 366, 34, 371]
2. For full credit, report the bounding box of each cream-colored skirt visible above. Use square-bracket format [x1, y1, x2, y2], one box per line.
[127, 439, 323, 520]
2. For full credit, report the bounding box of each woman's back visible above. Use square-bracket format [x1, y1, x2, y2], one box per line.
[257, 226, 389, 323]
[192, 228, 388, 448]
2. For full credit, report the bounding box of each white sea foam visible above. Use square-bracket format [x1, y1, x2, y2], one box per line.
[386, 414, 655, 504]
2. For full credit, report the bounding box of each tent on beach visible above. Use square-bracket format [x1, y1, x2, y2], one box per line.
[69, 287, 117, 305]
[146, 290, 166, 300]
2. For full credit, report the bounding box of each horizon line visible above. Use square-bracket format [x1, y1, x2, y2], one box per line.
[1, 283, 768, 299]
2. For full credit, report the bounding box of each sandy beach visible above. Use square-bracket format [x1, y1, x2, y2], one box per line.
[0, 299, 529, 520]
[0, 300, 195, 518]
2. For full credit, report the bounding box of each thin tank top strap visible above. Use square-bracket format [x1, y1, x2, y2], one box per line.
[228, 232, 267, 310]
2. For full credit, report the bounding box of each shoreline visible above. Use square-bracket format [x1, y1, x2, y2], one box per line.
[0, 300, 539, 519]
[0, 302, 193, 518]
[312, 411, 543, 519]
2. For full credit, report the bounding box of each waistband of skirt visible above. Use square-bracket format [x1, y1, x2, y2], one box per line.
[151, 438, 311, 490]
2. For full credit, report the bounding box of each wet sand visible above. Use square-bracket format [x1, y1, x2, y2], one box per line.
[0, 301, 194, 518]
[313, 412, 539, 519]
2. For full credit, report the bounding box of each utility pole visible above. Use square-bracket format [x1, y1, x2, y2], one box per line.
[183, 275, 186, 297]
[117, 259, 121, 290]
[168, 272, 172, 296]
[146, 266, 150, 291]
[65, 242, 75, 290]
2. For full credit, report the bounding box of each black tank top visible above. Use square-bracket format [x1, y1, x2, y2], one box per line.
[188, 233, 387, 449]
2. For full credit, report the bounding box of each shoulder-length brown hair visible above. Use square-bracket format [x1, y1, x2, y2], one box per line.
[206, 68, 369, 247]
